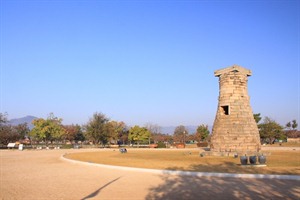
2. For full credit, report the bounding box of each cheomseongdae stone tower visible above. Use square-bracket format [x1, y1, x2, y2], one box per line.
[210, 65, 261, 153]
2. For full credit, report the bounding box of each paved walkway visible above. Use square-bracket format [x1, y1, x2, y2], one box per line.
[1, 149, 300, 200]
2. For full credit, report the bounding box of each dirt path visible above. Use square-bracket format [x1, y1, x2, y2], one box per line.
[1, 149, 299, 200]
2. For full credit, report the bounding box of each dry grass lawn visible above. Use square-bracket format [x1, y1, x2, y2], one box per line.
[263, 143, 300, 147]
[65, 148, 300, 175]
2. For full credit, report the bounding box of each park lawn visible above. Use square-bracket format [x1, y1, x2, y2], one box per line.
[65, 149, 300, 175]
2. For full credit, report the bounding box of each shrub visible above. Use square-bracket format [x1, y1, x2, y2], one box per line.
[197, 142, 208, 147]
[157, 141, 166, 148]
[149, 144, 158, 148]
[61, 144, 73, 149]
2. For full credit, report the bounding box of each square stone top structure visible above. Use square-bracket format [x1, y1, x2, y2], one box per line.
[210, 65, 261, 154]
[214, 65, 252, 77]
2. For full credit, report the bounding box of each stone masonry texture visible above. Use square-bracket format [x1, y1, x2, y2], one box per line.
[210, 65, 261, 153]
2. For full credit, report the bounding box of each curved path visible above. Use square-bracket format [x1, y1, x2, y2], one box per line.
[1, 149, 300, 200]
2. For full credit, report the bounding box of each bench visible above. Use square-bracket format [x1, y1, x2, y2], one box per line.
[7, 143, 16, 149]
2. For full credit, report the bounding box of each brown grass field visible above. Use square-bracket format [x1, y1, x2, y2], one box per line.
[65, 148, 300, 175]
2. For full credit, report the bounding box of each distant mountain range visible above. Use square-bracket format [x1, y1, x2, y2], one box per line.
[9, 116, 37, 129]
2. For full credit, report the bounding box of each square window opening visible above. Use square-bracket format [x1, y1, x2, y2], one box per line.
[221, 105, 229, 115]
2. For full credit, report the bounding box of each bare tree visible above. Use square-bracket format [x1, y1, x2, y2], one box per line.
[145, 123, 161, 144]
[173, 125, 188, 143]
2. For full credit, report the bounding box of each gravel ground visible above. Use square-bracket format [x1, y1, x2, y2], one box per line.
[1, 148, 299, 200]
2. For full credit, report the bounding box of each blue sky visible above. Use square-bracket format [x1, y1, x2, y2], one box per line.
[1, 0, 299, 128]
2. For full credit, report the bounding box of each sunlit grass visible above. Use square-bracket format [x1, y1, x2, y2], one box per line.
[65, 149, 300, 175]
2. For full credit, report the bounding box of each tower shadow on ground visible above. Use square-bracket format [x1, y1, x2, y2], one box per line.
[145, 171, 300, 200]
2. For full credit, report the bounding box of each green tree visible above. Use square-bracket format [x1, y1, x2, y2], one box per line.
[286, 120, 298, 130]
[47, 113, 66, 143]
[85, 112, 109, 146]
[173, 125, 188, 144]
[286, 121, 291, 129]
[259, 117, 284, 144]
[106, 121, 126, 144]
[29, 113, 66, 145]
[253, 113, 262, 124]
[74, 125, 85, 142]
[291, 120, 298, 130]
[285, 120, 298, 138]
[196, 124, 210, 142]
[128, 125, 150, 147]
[30, 118, 51, 143]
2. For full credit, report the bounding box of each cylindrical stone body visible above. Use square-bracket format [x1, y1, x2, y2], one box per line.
[210, 66, 261, 153]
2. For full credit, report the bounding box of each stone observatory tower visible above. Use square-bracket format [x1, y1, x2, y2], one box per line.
[210, 65, 261, 154]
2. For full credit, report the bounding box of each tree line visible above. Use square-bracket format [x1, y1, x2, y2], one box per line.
[0, 112, 298, 147]
[0, 112, 210, 147]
